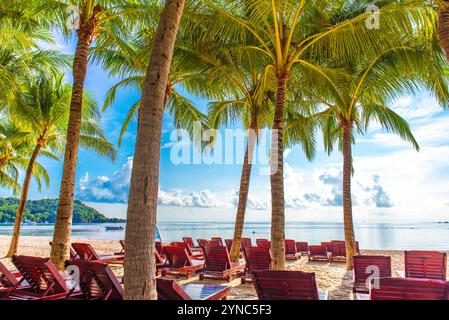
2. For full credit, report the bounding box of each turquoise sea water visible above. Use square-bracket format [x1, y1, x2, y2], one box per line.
[1, 221, 449, 250]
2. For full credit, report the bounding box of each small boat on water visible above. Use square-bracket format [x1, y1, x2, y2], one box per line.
[105, 225, 124, 231]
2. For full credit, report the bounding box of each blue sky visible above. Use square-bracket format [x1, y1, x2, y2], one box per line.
[2, 35, 449, 223]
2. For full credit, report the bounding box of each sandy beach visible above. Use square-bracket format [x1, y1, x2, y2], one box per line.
[1, 235, 439, 300]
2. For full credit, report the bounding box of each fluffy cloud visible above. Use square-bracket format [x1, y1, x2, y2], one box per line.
[78, 157, 133, 203]
[230, 190, 270, 210]
[158, 189, 221, 208]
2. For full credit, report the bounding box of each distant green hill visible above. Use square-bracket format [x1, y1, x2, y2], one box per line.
[0, 198, 124, 224]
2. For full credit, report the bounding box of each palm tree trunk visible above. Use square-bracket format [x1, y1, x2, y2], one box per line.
[124, 0, 185, 300]
[270, 71, 288, 270]
[229, 112, 257, 262]
[342, 120, 357, 270]
[6, 141, 43, 257]
[50, 24, 94, 270]
[439, 0, 449, 60]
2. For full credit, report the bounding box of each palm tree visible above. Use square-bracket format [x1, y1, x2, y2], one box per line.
[124, 0, 186, 300]
[203, 0, 438, 269]
[288, 44, 449, 269]
[439, 0, 449, 60]
[0, 121, 44, 192]
[207, 50, 275, 262]
[45, 0, 149, 269]
[6, 75, 116, 257]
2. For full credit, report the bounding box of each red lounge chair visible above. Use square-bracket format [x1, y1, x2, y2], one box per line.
[329, 240, 346, 262]
[241, 238, 252, 249]
[161, 246, 204, 278]
[211, 237, 224, 246]
[65, 259, 233, 300]
[65, 259, 123, 300]
[157, 278, 231, 300]
[5, 255, 78, 300]
[71, 243, 124, 264]
[308, 245, 329, 262]
[295, 242, 309, 255]
[241, 247, 271, 284]
[370, 277, 449, 300]
[253, 270, 328, 300]
[353, 255, 391, 294]
[404, 250, 447, 280]
[321, 242, 331, 252]
[200, 245, 245, 281]
[197, 239, 209, 247]
[183, 237, 201, 252]
[256, 239, 271, 249]
[171, 241, 203, 259]
[285, 239, 300, 260]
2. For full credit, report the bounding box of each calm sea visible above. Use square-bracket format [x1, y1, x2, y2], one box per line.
[1, 221, 449, 250]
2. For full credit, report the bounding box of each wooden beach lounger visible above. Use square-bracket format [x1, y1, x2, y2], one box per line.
[353, 255, 392, 294]
[161, 246, 204, 278]
[199, 245, 245, 281]
[241, 247, 271, 284]
[183, 237, 202, 252]
[329, 240, 346, 262]
[71, 242, 124, 264]
[208, 240, 223, 247]
[321, 242, 331, 252]
[370, 277, 449, 300]
[3, 255, 79, 300]
[295, 242, 309, 255]
[171, 241, 203, 259]
[253, 270, 328, 300]
[285, 239, 300, 260]
[66, 260, 232, 300]
[157, 278, 232, 300]
[256, 239, 271, 249]
[308, 245, 329, 262]
[404, 250, 447, 280]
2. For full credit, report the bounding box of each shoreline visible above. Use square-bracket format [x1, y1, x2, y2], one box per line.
[2, 235, 447, 300]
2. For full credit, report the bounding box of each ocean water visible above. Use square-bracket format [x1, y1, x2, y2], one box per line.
[1, 221, 449, 250]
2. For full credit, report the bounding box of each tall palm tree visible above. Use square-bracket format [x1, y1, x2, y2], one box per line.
[288, 44, 449, 269]
[6, 75, 116, 257]
[124, 0, 186, 300]
[207, 51, 275, 262]
[45, 0, 149, 269]
[203, 0, 438, 269]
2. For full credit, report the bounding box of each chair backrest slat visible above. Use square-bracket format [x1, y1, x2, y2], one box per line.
[284, 240, 297, 255]
[12, 255, 68, 295]
[371, 277, 449, 300]
[65, 260, 123, 300]
[353, 255, 391, 293]
[243, 247, 271, 271]
[171, 242, 193, 256]
[182, 237, 195, 248]
[203, 246, 232, 272]
[256, 239, 271, 249]
[72, 243, 101, 261]
[405, 251, 447, 280]
[211, 237, 223, 246]
[295, 242, 309, 253]
[164, 246, 193, 268]
[253, 270, 319, 300]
